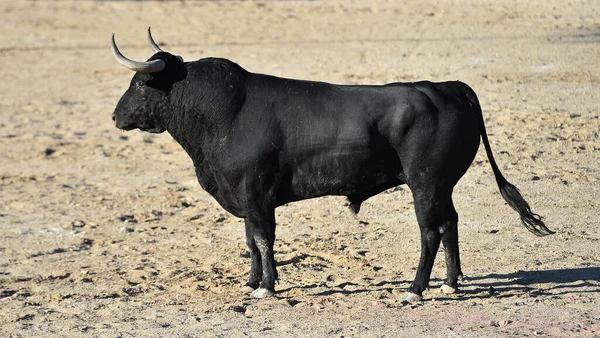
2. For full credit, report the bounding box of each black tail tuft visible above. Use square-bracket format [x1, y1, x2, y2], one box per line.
[499, 180, 555, 236]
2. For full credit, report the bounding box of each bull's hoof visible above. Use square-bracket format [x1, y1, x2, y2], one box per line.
[240, 285, 255, 294]
[401, 292, 422, 303]
[440, 284, 457, 294]
[250, 288, 274, 299]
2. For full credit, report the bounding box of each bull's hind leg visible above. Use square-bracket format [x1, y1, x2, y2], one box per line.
[440, 201, 462, 294]
[402, 188, 456, 302]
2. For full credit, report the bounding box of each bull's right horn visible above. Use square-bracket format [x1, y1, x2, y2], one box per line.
[147, 27, 184, 62]
[111, 33, 166, 73]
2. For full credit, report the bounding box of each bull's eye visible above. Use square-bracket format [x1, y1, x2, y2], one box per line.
[136, 81, 145, 88]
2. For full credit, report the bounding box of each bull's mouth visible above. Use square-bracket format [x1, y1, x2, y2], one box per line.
[115, 120, 138, 131]
[113, 114, 142, 131]
[113, 113, 165, 133]
[116, 121, 165, 134]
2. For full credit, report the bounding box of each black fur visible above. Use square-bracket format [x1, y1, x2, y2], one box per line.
[500, 181, 554, 236]
[113, 51, 553, 298]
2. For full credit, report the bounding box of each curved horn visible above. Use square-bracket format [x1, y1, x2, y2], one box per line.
[147, 27, 184, 62]
[147, 27, 163, 53]
[111, 33, 166, 73]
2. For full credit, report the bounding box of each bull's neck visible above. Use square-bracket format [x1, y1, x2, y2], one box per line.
[164, 108, 210, 167]
[162, 95, 231, 168]
[161, 58, 249, 167]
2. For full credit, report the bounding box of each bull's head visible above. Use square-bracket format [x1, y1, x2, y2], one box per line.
[111, 28, 186, 133]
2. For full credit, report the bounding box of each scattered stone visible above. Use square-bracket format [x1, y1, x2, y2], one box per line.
[70, 239, 94, 252]
[29, 248, 67, 258]
[118, 215, 137, 223]
[13, 288, 32, 299]
[71, 220, 86, 228]
[499, 319, 511, 327]
[44, 148, 56, 156]
[16, 314, 35, 321]
[0, 290, 17, 298]
[47, 272, 71, 281]
[121, 226, 135, 233]
[391, 289, 403, 297]
[356, 250, 368, 257]
[286, 299, 301, 307]
[94, 293, 120, 299]
[122, 287, 142, 297]
[189, 214, 203, 221]
[230, 305, 246, 314]
[194, 314, 208, 321]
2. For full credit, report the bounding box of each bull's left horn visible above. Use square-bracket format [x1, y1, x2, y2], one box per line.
[111, 33, 166, 73]
[147, 27, 163, 53]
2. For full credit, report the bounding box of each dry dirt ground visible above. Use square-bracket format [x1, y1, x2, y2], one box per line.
[1, 0, 599, 337]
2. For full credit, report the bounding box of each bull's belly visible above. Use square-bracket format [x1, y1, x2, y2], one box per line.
[277, 154, 401, 204]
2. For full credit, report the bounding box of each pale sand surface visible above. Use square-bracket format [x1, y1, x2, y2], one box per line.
[1, 0, 599, 336]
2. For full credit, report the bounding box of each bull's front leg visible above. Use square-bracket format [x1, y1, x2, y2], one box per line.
[241, 209, 278, 299]
[240, 219, 263, 293]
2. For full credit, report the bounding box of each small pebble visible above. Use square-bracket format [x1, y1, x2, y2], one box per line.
[71, 220, 86, 228]
[499, 319, 511, 327]
[230, 305, 246, 314]
[121, 226, 135, 233]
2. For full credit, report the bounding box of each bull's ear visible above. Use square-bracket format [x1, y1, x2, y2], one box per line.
[146, 53, 187, 90]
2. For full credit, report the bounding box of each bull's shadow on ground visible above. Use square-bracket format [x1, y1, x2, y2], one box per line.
[279, 267, 600, 300]
[455, 267, 600, 299]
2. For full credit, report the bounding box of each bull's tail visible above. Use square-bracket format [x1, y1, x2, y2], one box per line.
[463, 85, 554, 236]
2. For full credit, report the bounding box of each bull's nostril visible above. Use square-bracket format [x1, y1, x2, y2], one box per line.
[112, 115, 116, 122]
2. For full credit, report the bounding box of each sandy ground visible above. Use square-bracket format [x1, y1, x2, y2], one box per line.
[1, 0, 599, 336]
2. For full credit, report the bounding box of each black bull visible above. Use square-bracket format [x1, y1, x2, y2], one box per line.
[111, 29, 554, 301]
